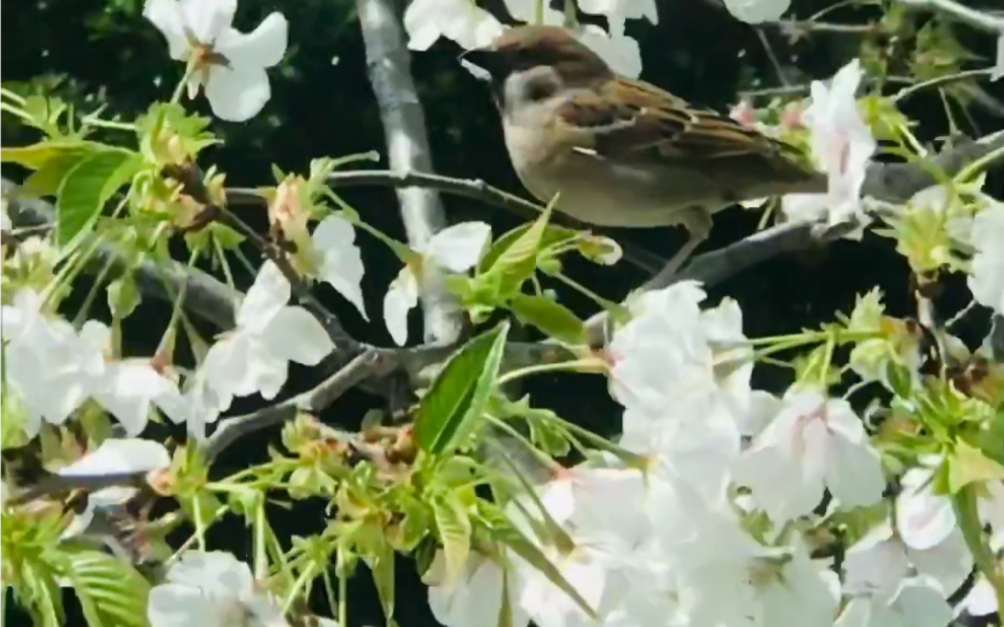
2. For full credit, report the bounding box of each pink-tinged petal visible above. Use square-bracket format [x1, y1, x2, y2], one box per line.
[383, 267, 419, 346]
[426, 222, 491, 273]
[825, 431, 885, 508]
[237, 260, 289, 332]
[204, 62, 271, 122]
[896, 466, 956, 550]
[143, 0, 190, 60]
[179, 0, 235, 44]
[260, 306, 335, 367]
[215, 13, 288, 69]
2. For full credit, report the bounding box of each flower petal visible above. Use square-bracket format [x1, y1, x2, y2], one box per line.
[143, 0, 190, 60]
[205, 62, 271, 122]
[215, 12, 288, 68]
[59, 438, 170, 476]
[237, 260, 289, 333]
[383, 267, 419, 346]
[179, 0, 235, 44]
[147, 583, 221, 627]
[261, 306, 335, 367]
[313, 216, 368, 320]
[426, 222, 491, 273]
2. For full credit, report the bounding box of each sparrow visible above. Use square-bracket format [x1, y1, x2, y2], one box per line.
[460, 25, 827, 282]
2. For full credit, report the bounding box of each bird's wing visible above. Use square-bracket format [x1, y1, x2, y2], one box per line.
[554, 77, 818, 183]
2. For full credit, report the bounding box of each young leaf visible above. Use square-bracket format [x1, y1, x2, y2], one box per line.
[366, 540, 397, 625]
[509, 293, 585, 344]
[432, 491, 472, 587]
[947, 439, 1004, 493]
[478, 223, 579, 274]
[480, 202, 554, 298]
[63, 550, 151, 627]
[55, 149, 141, 247]
[415, 321, 510, 455]
[0, 140, 98, 169]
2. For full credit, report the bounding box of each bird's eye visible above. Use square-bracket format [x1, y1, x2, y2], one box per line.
[521, 73, 560, 103]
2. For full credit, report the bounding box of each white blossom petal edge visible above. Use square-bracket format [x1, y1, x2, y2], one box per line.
[312, 215, 368, 320]
[143, 0, 288, 122]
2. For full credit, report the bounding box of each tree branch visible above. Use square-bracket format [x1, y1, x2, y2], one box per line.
[203, 349, 388, 461]
[895, 0, 1004, 32]
[8, 471, 149, 506]
[356, 0, 464, 346]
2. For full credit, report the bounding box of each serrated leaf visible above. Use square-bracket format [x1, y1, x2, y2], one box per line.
[0, 140, 98, 169]
[64, 550, 150, 627]
[480, 203, 554, 297]
[432, 492, 472, 587]
[489, 515, 597, 620]
[56, 149, 141, 246]
[947, 439, 1004, 493]
[415, 321, 510, 454]
[510, 293, 585, 344]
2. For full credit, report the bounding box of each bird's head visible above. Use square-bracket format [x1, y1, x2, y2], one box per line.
[460, 25, 613, 90]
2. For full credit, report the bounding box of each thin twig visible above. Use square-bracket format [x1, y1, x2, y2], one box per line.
[202, 349, 387, 461]
[357, 0, 463, 345]
[894, 0, 1004, 32]
[8, 471, 149, 506]
[893, 68, 997, 103]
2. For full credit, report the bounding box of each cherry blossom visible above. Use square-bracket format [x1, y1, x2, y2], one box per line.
[1, 289, 105, 435]
[895, 461, 956, 550]
[967, 199, 1004, 314]
[783, 59, 876, 231]
[311, 215, 368, 320]
[722, 0, 791, 24]
[576, 0, 658, 34]
[835, 576, 953, 627]
[384, 222, 490, 346]
[204, 260, 334, 404]
[425, 550, 528, 627]
[143, 0, 288, 122]
[403, 0, 504, 51]
[147, 551, 289, 627]
[734, 389, 886, 522]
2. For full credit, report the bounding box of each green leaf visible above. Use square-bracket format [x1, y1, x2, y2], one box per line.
[107, 274, 141, 319]
[63, 550, 151, 627]
[1, 140, 98, 169]
[947, 439, 1004, 493]
[414, 321, 510, 454]
[22, 151, 93, 197]
[488, 513, 597, 620]
[432, 491, 472, 587]
[55, 149, 141, 247]
[509, 293, 585, 344]
[367, 541, 397, 624]
[480, 202, 554, 298]
[478, 223, 579, 274]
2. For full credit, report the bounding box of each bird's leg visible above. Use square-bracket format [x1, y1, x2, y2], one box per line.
[644, 208, 712, 291]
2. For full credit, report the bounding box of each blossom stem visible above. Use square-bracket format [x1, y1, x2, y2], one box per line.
[551, 271, 624, 314]
[496, 358, 606, 387]
[952, 486, 1004, 612]
[955, 143, 1004, 184]
[158, 245, 203, 355]
[0, 87, 26, 106]
[338, 551, 348, 627]
[282, 563, 315, 615]
[171, 64, 194, 104]
[0, 102, 32, 123]
[545, 412, 646, 468]
[485, 413, 559, 471]
[892, 68, 996, 103]
[254, 496, 268, 581]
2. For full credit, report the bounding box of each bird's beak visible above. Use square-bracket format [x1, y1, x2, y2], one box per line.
[458, 47, 498, 82]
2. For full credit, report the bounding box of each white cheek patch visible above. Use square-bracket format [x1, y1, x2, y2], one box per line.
[460, 59, 492, 82]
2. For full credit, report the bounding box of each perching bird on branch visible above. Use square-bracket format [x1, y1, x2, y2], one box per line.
[461, 25, 827, 281]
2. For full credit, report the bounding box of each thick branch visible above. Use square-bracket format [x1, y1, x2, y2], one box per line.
[357, 0, 463, 345]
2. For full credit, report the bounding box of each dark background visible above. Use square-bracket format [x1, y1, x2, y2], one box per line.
[2, 0, 1002, 625]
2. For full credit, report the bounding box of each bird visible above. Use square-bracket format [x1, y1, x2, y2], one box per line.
[460, 25, 827, 284]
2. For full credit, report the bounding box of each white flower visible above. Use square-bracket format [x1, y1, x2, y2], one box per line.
[425, 550, 529, 627]
[311, 216, 368, 320]
[835, 576, 953, 627]
[79, 321, 178, 436]
[576, 0, 658, 46]
[895, 462, 956, 550]
[1, 289, 105, 435]
[968, 200, 1004, 314]
[843, 521, 972, 599]
[154, 370, 230, 441]
[148, 551, 288, 627]
[384, 222, 490, 345]
[722, 0, 791, 24]
[404, 0, 504, 51]
[143, 0, 288, 122]
[500, 0, 645, 77]
[734, 390, 885, 522]
[783, 59, 876, 232]
[204, 261, 334, 404]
